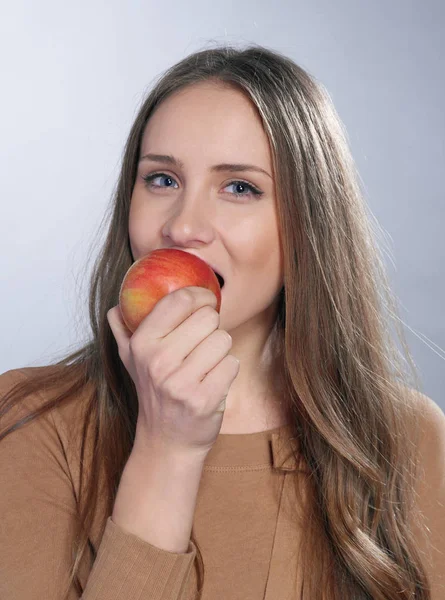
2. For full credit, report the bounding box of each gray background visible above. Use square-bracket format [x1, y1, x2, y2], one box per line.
[1, 0, 443, 409]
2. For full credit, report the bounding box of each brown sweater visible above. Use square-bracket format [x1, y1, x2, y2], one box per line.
[1, 367, 444, 599]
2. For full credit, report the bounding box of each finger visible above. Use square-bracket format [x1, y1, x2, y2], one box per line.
[107, 306, 132, 366]
[179, 328, 232, 384]
[201, 354, 240, 410]
[135, 286, 218, 341]
[159, 304, 219, 366]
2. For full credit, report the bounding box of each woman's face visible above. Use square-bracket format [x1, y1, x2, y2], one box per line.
[129, 81, 284, 335]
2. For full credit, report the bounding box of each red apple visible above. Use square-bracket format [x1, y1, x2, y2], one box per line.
[119, 248, 222, 333]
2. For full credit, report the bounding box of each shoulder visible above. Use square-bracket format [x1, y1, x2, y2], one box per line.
[403, 387, 445, 598]
[400, 386, 445, 501]
[0, 365, 69, 415]
[406, 387, 445, 480]
[419, 393, 445, 453]
[0, 367, 49, 422]
[0, 365, 93, 443]
[0, 364, 98, 493]
[0, 365, 63, 399]
[0, 366, 32, 393]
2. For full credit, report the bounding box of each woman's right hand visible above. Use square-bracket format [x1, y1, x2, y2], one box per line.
[107, 286, 240, 459]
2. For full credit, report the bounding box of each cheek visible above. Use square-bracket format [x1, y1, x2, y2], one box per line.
[128, 199, 157, 260]
[237, 215, 281, 270]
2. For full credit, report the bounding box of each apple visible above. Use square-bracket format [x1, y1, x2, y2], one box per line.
[119, 248, 222, 333]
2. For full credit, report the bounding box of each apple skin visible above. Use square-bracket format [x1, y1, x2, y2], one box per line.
[119, 248, 222, 333]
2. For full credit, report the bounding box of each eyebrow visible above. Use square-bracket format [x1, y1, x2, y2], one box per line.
[139, 153, 272, 179]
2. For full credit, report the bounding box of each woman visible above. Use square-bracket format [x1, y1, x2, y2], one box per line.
[1, 44, 444, 600]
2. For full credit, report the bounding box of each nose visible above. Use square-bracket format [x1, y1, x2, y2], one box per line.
[161, 190, 215, 247]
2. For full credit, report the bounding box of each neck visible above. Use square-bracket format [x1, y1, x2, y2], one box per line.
[219, 319, 286, 431]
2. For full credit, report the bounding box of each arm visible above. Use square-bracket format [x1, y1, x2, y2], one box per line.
[112, 440, 207, 554]
[0, 369, 199, 600]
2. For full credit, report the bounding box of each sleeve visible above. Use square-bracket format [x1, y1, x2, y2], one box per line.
[410, 391, 445, 600]
[0, 368, 198, 600]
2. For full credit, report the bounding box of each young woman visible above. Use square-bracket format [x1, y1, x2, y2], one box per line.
[1, 44, 444, 600]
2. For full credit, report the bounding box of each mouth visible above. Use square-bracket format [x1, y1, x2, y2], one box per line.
[212, 270, 225, 289]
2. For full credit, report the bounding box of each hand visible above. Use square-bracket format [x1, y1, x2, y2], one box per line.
[107, 286, 240, 458]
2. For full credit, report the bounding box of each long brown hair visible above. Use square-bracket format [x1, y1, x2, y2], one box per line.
[0, 43, 431, 599]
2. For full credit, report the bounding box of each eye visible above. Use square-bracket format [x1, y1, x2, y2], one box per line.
[223, 181, 263, 199]
[142, 173, 264, 199]
[142, 173, 178, 190]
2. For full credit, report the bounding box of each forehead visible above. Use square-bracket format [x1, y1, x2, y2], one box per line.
[140, 82, 273, 169]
